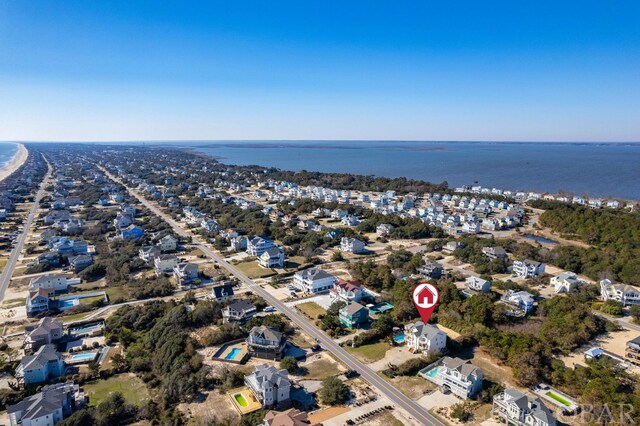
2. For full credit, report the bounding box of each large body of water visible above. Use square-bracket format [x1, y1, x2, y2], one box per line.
[181, 141, 640, 200]
[0, 142, 18, 170]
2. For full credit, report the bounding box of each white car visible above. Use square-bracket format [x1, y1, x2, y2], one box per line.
[263, 306, 276, 313]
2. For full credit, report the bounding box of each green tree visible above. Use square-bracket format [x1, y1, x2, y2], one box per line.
[319, 376, 350, 405]
[280, 356, 299, 374]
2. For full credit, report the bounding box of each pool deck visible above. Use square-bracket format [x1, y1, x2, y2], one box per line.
[212, 340, 249, 364]
[227, 386, 262, 415]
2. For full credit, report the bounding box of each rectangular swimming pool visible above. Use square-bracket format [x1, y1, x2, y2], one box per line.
[225, 347, 242, 360]
[69, 352, 98, 362]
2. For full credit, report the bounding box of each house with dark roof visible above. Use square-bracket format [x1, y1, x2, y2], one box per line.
[8, 382, 85, 426]
[247, 326, 287, 360]
[492, 388, 557, 426]
[223, 300, 257, 324]
[139, 245, 161, 262]
[211, 284, 235, 303]
[16, 344, 65, 386]
[23, 317, 64, 353]
[330, 279, 364, 304]
[245, 364, 292, 408]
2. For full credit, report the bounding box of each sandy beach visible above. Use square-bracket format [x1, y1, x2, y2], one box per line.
[0, 144, 28, 183]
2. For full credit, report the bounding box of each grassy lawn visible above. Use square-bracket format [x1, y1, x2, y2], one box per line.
[104, 286, 130, 302]
[296, 301, 326, 320]
[547, 391, 571, 407]
[345, 342, 391, 363]
[297, 358, 343, 380]
[79, 295, 106, 305]
[235, 261, 277, 279]
[84, 373, 150, 407]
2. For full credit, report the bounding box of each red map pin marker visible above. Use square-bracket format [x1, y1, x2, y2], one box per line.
[412, 282, 439, 323]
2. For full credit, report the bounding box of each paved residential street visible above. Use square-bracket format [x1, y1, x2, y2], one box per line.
[100, 164, 445, 426]
[0, 156, 51, 303]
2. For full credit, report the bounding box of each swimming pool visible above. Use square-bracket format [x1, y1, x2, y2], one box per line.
[393, 335, 405, 343]
[225, 348, 242, 360]
[69, 352, 98, 362]
[58, 299, 79, 310]
[234, 393, 249, 407]
[425, 367, 439, 378]
[523, 234, 558, 245]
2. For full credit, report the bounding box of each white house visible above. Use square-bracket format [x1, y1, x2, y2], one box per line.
[29, 275, 69, 293]
[512, 259, 545, 278]
[173, 262, 199, 285]
[245, 364, 291, 408]
[376, 223, 394, 236]
[158, 235, 178, 252]
[247, 236, 275, 257]
[330, 279, 364, 304]
[8, 382, 85, 426]
[503, 290, 535, 314]
[420, 357, 483, 399]
[292, 268, 336, 294]
[404, 321, 447, 354]
[550, 272, 583, 293]
[340, 237, 365, 254]
[465, 276, 492, 293]
[600, 279, 640, 306]
[259, 247, 286, 268]
[493, 388, 557, 426]
[154, 254, 178, 274]
[16, 345, 65, 386]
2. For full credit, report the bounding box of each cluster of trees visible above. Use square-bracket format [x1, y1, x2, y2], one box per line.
[58, 392, 152, 426]
[531, 201, 640, 285]
[477, 294, 607, 387]
[265, 169, 449, 195]
[357, 213, 445, 240]
[105, 300, 214, 411]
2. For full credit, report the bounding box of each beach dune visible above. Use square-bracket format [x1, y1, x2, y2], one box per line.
[0, 144, 28, 183]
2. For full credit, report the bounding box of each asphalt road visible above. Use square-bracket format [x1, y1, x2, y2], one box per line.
[102, 166, 444, 426]
[0, 156, 51, 303]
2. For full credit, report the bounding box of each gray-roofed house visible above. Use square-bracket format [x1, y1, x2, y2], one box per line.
[259, 246, 286, 268]
[417, 260, 444, 279]
[292, 268, 336, 294]
[513, 259, 545, 278]
[16, 344, 65, 386]
[173, 262, 199, 285]
[420, 357, 483, 399]
[492, 388, 557, 426]
[139, 245, 161, 262]
[481, 246, 507, 260]
[223, 300, 257, 324]
[68, 254, 93, 273]
[404, 321, 447, 354]
[8, 382, 85, 426]
[465, 276, 492, 293]
[23, 317, 64, 353]
[245, 364, 292, 408]
[338, 302, 369, 329]
[247, 326, 288, 360]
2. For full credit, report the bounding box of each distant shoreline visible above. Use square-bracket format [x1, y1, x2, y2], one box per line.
[0, 143, 28, 183]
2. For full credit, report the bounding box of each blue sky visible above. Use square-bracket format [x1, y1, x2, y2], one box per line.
[0, 1, 639, 141]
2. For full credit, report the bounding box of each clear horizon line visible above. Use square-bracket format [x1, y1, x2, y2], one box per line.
[4, 139, 640, 144]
